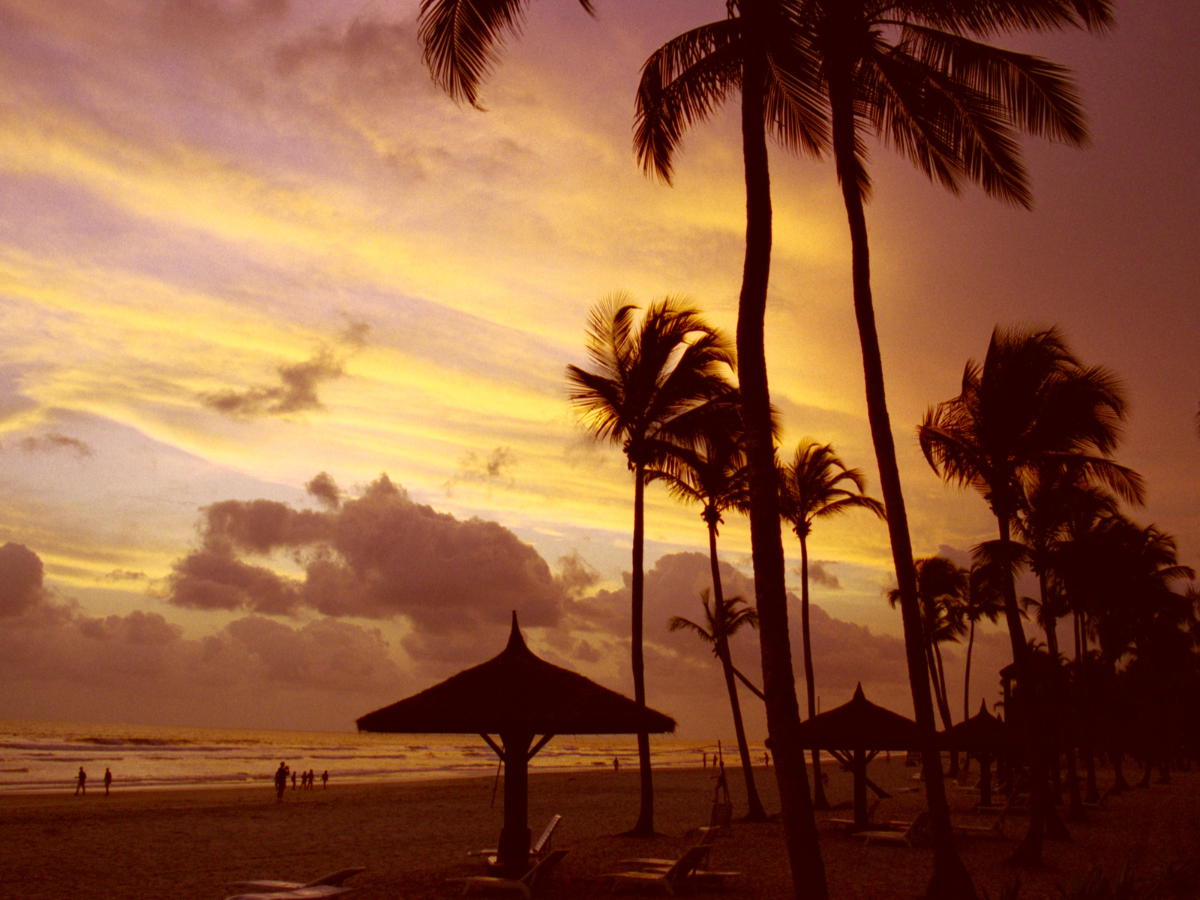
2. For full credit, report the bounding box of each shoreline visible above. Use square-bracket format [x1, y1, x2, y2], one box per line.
[2, 760, 1195, 899]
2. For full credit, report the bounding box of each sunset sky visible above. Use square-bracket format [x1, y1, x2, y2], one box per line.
[1, 0, 1197, 738]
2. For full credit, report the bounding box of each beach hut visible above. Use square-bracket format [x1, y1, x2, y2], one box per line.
[940, 700, 1011, 807]
[794, 683, 920, 829]
[357, 613, 675, 876]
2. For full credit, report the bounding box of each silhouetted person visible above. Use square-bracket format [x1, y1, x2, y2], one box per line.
[764, 751, 770, 767]
[321, 770, 328, 789]
[75, 767, 87, 796]
[713, 760, 729, 803]
[274, 762, 288, 802]
[613, 757, 619, 773]
[292, 771, 297, 791]
[103, 767, 112, 796]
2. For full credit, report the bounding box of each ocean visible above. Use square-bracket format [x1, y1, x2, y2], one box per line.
[0, 721, 741, 795]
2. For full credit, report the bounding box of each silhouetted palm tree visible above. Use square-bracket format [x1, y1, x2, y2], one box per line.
[963, 558, 1006, 724]
[651, 394, 769, 821]
[669, 590, 766, 818]
[779, 440, 883, 807]
[888, 557, 968, 746]
[637, 8, 832, 895]
[566, 294, 735, 835]
[919, 324, 1142, 863]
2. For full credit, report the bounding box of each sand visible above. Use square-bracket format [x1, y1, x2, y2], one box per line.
[2, 758, 1196, 900]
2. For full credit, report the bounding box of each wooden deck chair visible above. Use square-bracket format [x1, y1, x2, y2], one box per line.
[607, 846, 711, 895]
[470, 815, 563, 864]
[856, 811, 931, 848]
[453, 849, 568, 899]
[827, 797, 882, 830]
[226, 867, 366, 899]
[618, 826, 720, 871]
[225, 887, 355, 900]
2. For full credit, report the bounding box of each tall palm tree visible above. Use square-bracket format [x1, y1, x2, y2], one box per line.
[650, 395, 769, 821]
[566, 294, 735, 835]
[963, 557, 1006, 724]
[919, 324, 1143, 863]
[668, 590, 766, 818]
[778, 440, 884, 807]
[638, 8, 832, 896]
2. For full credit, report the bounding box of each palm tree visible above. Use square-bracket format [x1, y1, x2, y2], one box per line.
[778, 440, 884, 807]
[668, 590, 767, 819]
[919, 324, 1143, 863]
[963, 557, 1006, 725]
[566, 294, 735, 835]
[637, 9, 832, 896]
[888, 556, 969, 747]
[650, 395, 769, 820]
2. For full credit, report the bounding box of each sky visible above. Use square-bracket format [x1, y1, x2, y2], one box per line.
[0, 0, 1197, 739]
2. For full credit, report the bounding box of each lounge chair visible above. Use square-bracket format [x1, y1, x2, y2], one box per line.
[855, 811, 931, 848]
[224, 887, 354, 900]
[618, 826, 720, 871]
[226, 868, 365, 900]
[608, 845, 738, 895]
[1081, 786, 1113, 810]
[229, 868, 366, 891]
[451, 849, 568, 899]
[827, 797, 882, 831]
[470, 815, 563, 865]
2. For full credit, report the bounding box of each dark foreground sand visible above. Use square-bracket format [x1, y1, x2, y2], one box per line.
[3, 759, 1196, 899]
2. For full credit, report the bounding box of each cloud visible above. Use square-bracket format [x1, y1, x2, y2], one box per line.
[102, 570, 147, 582]
[305, 471, 341, 507]
[17, 432, 94, 457]
[201, 347, 345, 418]
[0, 543, 47, 617]
[806, 561, 842, 590]
[165, 474, 567, 636]
[445, 446, 517, 492]
[0, 544, 406, 730]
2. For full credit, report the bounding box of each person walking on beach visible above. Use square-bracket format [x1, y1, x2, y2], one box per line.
[274, 762, 288, 802]
[321, 770, 328, 789]
[103, 767, 112, 796]
[74, 766, 86, 796]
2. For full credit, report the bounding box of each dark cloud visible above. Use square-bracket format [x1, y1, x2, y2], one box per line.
[806, 561, 842, 590]
[0, 543, 46, 617]
[556, 552, 600, 598]
[166, 474, 566, 635]
[17, 432, 94, 457]
[201, 348, 344, 418]
[305, 471, 341, 507]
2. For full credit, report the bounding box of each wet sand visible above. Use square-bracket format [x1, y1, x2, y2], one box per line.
[2, 758, 1195, 899]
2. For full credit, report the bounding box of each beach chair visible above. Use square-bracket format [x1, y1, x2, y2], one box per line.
[618, 826, 720, 871]
[451, 849, 568, 899]
[1081, 786, 1113, 810]
[708, 800, 733, 837]
[226, 867, 366, 899]
[608, 845, 724, 895]
[229, 868, 366, 892]
[827, 797, 881, 831]
[225, 887, 355, 900]
[855, 811, 930, 848]
[470, 815, 563, 865]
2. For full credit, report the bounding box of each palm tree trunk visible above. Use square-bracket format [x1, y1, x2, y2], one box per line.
[629, 460, 654, 836]
[737, 8, 826, 897]
[830, 73, 975, 900]
[932, 643, 959, 777]
[800, 533, 829, 808]
[1074, 612, 1099, 802]
[962, 619, 977, 775]
[708, 520, 768, 821]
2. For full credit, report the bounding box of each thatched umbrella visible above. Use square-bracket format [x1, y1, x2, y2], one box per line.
[794, 683, 920, 828]
[357, 613, 675, 876]
[940, 699, 1011, 806]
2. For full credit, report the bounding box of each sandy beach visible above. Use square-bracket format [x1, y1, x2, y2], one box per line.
[3, 758, 1196, 900]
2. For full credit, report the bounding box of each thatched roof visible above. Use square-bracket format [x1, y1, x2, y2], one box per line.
[357, 613, 676, 736]
[939, 699, 1011, 752]
[793, 683, 920, 750]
